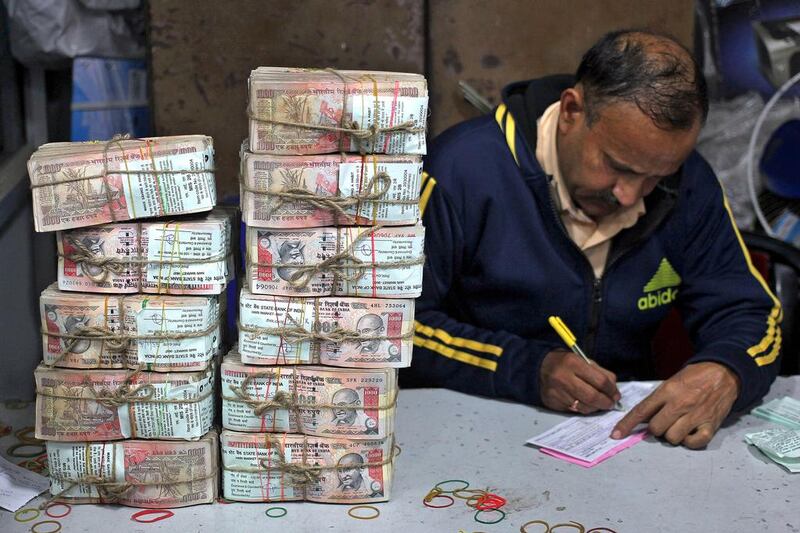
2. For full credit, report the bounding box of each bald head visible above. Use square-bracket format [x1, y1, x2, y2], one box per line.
[576, 29, 707, 130]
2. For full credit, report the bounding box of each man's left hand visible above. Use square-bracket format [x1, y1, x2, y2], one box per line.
[611, 362, 740, 449]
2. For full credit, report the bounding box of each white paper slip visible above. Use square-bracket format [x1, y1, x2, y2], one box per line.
[527, 382, 656, 464]
[745, 428, 800, 473]
[0, 455, 49, 511]
[752, 397, 800, 429]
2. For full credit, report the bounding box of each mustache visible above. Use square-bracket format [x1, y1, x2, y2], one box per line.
[588, 189, 621, 206]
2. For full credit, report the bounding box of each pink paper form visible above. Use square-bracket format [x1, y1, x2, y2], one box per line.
[527, 382, 656, 467]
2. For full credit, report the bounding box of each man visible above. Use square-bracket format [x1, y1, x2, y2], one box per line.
[403, 30, 781, 449]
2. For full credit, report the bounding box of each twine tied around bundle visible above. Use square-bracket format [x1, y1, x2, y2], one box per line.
[63, 233, 231, 284]
[250, 224, 424, 290]
[30, 134, 215, 225]
[237, 305, 413, 347]
[42, 314, 219, 369]
[241, 170, 418, 224]
[222, 434, 400, 495]
[43, 475, 135, 507]
[247, 68, 424, 154]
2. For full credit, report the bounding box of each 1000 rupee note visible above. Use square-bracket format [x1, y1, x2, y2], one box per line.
[241, 149, 421, 228]
[40, 285, 220, 371]
[47, 430, 219, 507]
[35, 364, 215, 441]
[121, 293, 220, 371]
[28, 135, 216, 232]
[239, 288, 414, 367]
[248, 67, 427, 155]
[57, 208, 234, 295]
[221, 430, 393, 503]
[245, 224, 424, 297]
[221, 350, 396, 439]
[41, 286, 125, 369]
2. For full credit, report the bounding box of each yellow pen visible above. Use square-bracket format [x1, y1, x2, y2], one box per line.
[548, 315, 624, 411]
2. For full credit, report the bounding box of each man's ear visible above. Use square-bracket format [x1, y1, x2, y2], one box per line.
[558, 87, 586, 131]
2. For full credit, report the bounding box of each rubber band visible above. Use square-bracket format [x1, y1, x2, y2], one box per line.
[18, 459, 45, 473]
[474, 508, 506, 525]
[216, 497, 233, 504]
[422, 494, 454, 508]
[347, 505, 380, 520]
[30, 520, 62, 533]
[550, 521, 586, 532]
[586, 529, 618, 533]
[434, 479, 470, 494]
[475, 493, 506, 511]
[7, 442, 47, 458]
[520, 520, 551, 533]
[14, 508, 40, 522]
[44, 503, 72, 518]
[453, 488, 487, 500]
[265, 507, 287, 518]
[465, 494, 483, 508]
[131, 509, 175, 523]
[15, 426, 41, 443]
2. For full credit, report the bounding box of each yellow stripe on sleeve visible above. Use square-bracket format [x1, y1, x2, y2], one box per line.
[414, 320, 503, 357]
[420, 170, 430, 191]
[504, 111, 519, 165]
[746, 310, 779, 357]
[413, 335, 498, 371]
[494, 104, 507, 131]
[419, 175, 437, 217]
[721, 192, 782, 361]
[754, 327, 782, 367]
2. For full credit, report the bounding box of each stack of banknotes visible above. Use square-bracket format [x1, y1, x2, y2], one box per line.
[28, 135, 217, 232]
[223, 67, 430, 503]
[27, 135, 226, 507]
[247, 67, 427, 155]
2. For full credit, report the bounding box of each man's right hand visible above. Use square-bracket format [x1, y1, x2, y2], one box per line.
[539, 349, 621, 414]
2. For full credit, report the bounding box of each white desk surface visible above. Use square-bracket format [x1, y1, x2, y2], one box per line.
[1, 377, 798, 532]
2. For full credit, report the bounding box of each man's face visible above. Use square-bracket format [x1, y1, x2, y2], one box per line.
[556, 89, 701, 220]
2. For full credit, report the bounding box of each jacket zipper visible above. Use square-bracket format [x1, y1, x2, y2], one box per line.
[544, 186, 602, 355]
[544, 183, 638, 358]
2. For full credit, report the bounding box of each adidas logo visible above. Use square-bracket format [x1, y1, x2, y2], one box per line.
[637, 258, 681, 310]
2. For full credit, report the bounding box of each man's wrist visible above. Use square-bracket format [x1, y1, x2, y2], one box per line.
[688, 360, 741, 396]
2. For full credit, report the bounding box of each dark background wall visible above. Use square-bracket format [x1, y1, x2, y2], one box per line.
[149, 0, 694, 198]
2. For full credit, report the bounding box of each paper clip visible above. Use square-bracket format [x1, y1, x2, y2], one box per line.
[422, 491, 454, 509]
